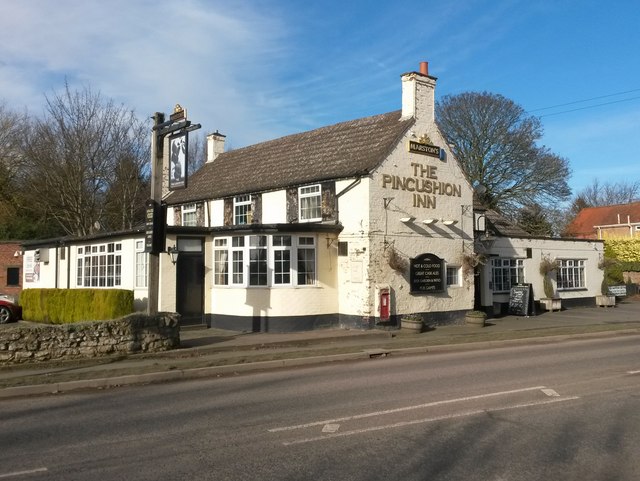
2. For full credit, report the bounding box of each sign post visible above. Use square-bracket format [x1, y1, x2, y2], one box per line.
[146, 106, 200, 315]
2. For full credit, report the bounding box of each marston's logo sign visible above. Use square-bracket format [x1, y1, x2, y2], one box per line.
[408, 140, 441, 158]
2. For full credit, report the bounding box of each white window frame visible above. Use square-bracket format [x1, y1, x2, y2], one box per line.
[135, 240, 148, 288]
[212, 234, 317, 287]
[213, 238, 229, 285]
[446, 265, 461, 287]
[491, 258, 524, 293]
[299, 185, 322, 222]
[234, 195, 252, 225]
[76, 242, 122, 288]
[181, 203, 197, 226]
[272, 235, 292, 285]
[557, 259, 586, 290]
[296, 236, 316, 285]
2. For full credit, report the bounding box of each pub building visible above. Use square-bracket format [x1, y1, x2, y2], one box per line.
[22, 62, 604, 331]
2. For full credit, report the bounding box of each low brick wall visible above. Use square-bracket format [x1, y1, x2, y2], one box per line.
[0, 312, 180, 365]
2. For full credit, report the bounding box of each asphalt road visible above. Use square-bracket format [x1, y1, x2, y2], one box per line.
[2, 335, 640, 480]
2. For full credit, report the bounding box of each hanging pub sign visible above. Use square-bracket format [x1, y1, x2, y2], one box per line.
[169, 131, 188, 190]
[410, 253, 444, 293]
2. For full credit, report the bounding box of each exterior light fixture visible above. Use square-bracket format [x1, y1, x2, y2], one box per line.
[400, 217, 415, 223]
[422, 219, 438, 225]
[167, 245, 180, 264]
[442, 220, 458, 226]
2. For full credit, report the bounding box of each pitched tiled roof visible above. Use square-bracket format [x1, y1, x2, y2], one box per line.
[167, 110, 413, 204]
[484, 209, 531, 237]
[565, 201, 640, 238]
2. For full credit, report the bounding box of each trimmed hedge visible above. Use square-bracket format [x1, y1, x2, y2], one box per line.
[21, 288, 135, 324]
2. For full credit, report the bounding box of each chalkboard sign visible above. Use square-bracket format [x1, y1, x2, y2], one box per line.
[509, 283, 535, 316]
[410, 253, 444, 294]
[608, 285, 627, 297]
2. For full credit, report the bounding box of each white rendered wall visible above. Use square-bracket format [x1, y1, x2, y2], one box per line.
[261, 190, 287, 224]
[368, 131, 475, 317]
[483, 237, 604, 308]
[210, 199, 224, 227]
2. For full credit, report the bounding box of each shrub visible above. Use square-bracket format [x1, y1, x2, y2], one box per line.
[21, 288, 134, 324]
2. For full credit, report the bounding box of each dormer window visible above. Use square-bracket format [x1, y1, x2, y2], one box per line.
[234, 195, 252, 225]
[299, 185, 322, 222]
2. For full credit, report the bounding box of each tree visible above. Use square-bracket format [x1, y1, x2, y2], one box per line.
[570, 179, 640, 213]
[21, 84, 150, 237]
[518, 203, 553, 236]
[0, 103, 62, 239]
[436, 92, 571, 216]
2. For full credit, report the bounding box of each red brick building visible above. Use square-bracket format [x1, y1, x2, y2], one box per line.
[0, 241, 23, 299]
[565, 201, 640, 239]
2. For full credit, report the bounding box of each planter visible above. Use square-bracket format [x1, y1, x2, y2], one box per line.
[401, 318, 424, 333]
[540, 298, 561, 312]
[596, 295, 616, 307]
[464, 311, 487, 327]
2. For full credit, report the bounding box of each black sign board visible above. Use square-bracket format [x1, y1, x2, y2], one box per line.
[410, 253, 444, 294]
[145, 199, 165, 254]
[408, 140, 441, 158]
[508, 283, 535, 316]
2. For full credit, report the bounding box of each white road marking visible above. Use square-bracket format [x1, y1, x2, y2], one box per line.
[627, 370, 640, 375]
[269, 385, 547, 433]
[0, 468, 48, 479]
[541, 388, 560, 397]
[282, 396, 580, 446]
[322, 424, 340, 433]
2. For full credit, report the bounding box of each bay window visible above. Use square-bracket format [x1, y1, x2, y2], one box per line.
[213, 234, 316, 287]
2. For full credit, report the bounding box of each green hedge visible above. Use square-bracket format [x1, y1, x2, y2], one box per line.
[20, 288, 135, 324]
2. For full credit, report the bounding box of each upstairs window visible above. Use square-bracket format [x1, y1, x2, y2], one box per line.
[299, 185, 322, 222]
[234, 195, 252, 225]
[181, 203, 197, 226]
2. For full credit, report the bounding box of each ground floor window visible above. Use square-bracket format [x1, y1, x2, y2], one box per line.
[214, 234, 316, 287]
[491, 258, 524, 292]
[76, 242, 122, 287]
[6, 267, 19, 286]
[446, 266, 461, 287]
[135, 240, 148, 288]
[557, 259, 585, 290]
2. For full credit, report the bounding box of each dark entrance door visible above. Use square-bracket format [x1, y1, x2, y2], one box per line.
[175, 237, 205, 326]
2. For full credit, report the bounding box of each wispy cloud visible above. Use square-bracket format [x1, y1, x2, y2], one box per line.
[0, 0, 291, 145]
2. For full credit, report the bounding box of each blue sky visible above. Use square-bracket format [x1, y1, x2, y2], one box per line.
[1, 0, 639, 197]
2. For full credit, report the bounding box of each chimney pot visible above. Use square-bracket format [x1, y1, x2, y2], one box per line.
[420, 61, 429, 76]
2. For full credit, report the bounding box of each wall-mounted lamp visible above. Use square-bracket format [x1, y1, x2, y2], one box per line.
[400, 217, 415, 223]
[422, 219, 438, 225]
[442, 220, 458, 226]
[167, 245, 180, 265]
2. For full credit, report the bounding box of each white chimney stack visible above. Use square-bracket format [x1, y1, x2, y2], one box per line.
[207, 130, 226, 163]
[401, 61, 437, 122]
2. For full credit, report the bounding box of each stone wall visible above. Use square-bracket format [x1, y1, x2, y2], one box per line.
[0, 312, 180, 365]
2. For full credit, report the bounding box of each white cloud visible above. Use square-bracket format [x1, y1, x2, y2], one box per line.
[0, 0, 292, 145]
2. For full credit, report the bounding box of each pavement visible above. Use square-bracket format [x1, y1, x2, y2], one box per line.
[2, 298, 640, 399]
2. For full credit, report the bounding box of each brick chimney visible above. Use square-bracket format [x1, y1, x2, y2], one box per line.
[401, 61, 437, 122]
[206, 130, 226, 163]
